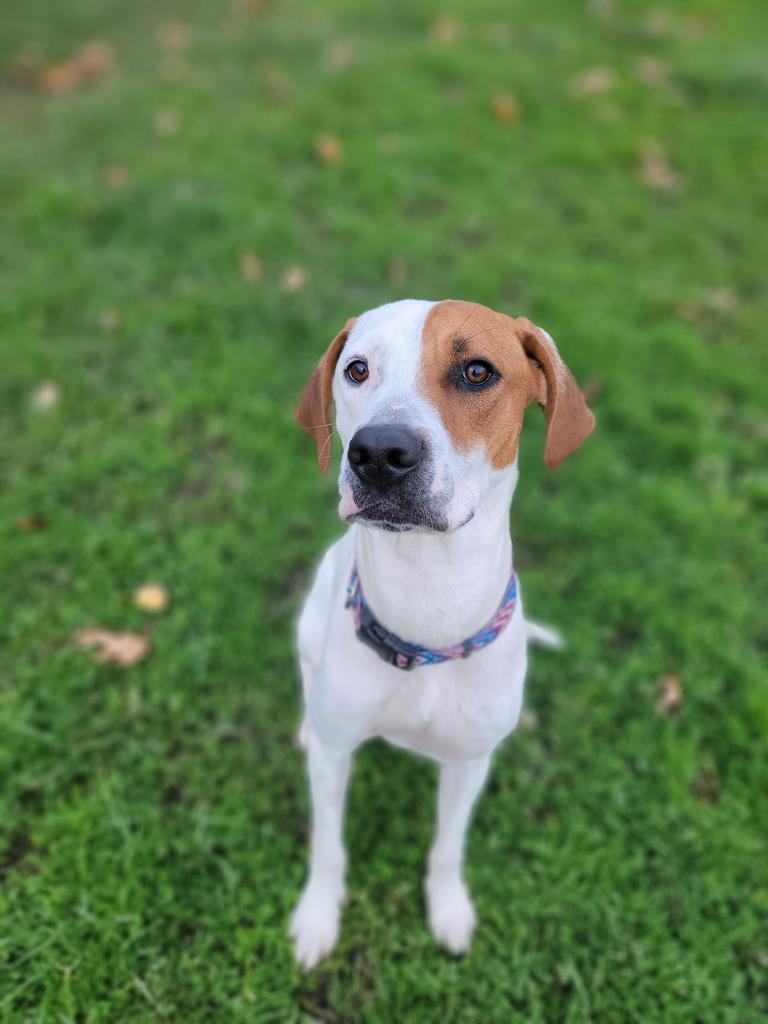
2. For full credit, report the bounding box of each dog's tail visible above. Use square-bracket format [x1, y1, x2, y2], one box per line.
[525, 619, 564, 650]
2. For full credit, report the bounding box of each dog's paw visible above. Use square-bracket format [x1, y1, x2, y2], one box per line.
[290, 881, 344, 969]
[426, 878, 476, 954]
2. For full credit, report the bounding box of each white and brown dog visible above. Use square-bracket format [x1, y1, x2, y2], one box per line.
[291, 299, 595, 968]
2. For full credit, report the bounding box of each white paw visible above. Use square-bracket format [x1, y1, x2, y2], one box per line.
[426, 878, 476, 954]
[290, 881, 344, 969]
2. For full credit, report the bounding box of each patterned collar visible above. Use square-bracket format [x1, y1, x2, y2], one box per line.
[345, 564, 518, 671]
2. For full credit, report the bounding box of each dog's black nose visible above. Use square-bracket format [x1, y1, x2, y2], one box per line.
[348, 425, 423, 489]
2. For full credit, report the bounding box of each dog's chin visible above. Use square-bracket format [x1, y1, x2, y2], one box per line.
[341, 506, 475, 535]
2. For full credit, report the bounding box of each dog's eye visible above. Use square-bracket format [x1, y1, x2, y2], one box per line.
[345, 359, 369, 384]
[462, 361, 494, 387]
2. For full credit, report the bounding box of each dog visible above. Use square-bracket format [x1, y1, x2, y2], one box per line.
[291, 299, 595, 968]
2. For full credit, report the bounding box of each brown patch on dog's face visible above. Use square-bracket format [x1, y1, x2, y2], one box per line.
[420, 300, 595, 468]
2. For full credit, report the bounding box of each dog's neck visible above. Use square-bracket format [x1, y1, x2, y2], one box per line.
[352, 466, 518, 649]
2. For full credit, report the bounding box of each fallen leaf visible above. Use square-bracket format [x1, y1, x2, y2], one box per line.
[260, 61, 292, 100]
[657, 674, 683, 715]
[676, 288, 738, 322]
[570, 67, 616, 97]
[325, 40, 357, 70]
[314, 133, 343, 164]
[645, 9, 673, 36]
[100, 308, 121, 330]
[240, 251, 263, 283]
[157, 22, 190, 50]
[640, 140, 680, 191]
[691, 769, 720, 803]
[134, 583, 170, 613]
[155, 111, 180, 137]
[587, 0, 615, 18]
[104, 165, 127, 188]
[492, 92, 520, 122]
[281, 266, 308, 292]
[582, 376, 603, 403]
[388, 258, 407, 287]
[702, 287, 738, 313]
[73, 627, 149, 666]
[431, 17, 461, 43]
[31, 382, 60, 410]
[518, 709, 538, 730]
[17, 515, 49, 531]
[235, 0, 270, 13]
[36, 41, 114, 95]
[635, 57, 668, 84]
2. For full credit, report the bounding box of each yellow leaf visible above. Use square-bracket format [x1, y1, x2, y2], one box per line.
[134, 584, 170, 613]
[492, 92, 520, 122]
[569, 67, 616, 97]
[640, 140, 680, 191]
[31, 382, 60, 410]
[314, 133, 342, 164]
[281, 266, 308, 292]
[240, 251, 263, 283]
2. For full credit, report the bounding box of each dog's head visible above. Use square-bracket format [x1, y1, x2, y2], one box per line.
[296, 299, 595, 533]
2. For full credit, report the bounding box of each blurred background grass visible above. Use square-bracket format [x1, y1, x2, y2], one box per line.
[1, 0, 767, 1021]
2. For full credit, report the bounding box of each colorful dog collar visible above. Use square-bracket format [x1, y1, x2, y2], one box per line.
[345, 564, 518, 671]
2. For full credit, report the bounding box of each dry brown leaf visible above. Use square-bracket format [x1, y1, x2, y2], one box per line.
[100, 308, 121, 330]
[492, 92, 520, 122]
[657, 674, 683, 715]
[17, 515, 49, 531]
[640, 140, 680, 191]
[104, 165, 126, 188]
[388, 258, 407, 287]
[36, 41, 114, 95]
[702, 287, 738, 313]
[635, 57, 668, 84]
[582, 376, 603, 403]
[134, 583, 170, 613]
[518, 709, 538, 730]
[325, 40, 357, 70]
[570, 67, 616, 97]
[157, 22, 190, 50]
[235, 0, 270, 13]
[314, 133, 342, 164]
[431, 17, 461, 43]
[645, 9, 673, 36]
[73, 627, 150, 666]
[281, 266, 308, 292]
[31, 382, 60, 410]
[155, 111, 180, 137]
[240, 251, 263, 283]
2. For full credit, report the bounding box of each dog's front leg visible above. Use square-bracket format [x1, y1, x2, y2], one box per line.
[290, 726, 352, 969]
[426, 755, 491, 954]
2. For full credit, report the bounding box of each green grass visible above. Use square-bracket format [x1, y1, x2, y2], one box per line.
[1, 0, 767, 1020]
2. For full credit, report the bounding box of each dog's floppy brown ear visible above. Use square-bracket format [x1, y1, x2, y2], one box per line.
[295, 318, 356, 473]
[517, 318, 595, 469]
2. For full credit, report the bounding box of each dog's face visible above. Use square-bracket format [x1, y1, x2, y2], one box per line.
[297, 300, 595, 533]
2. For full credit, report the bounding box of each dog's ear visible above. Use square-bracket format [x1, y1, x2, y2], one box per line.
[296, 318, 357, 473]
[517, 318, 595, 468]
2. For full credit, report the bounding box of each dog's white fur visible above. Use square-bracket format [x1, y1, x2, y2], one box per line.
[291, 300, 571, 967]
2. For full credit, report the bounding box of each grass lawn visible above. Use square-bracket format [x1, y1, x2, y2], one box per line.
[1, 0, 767, 1020]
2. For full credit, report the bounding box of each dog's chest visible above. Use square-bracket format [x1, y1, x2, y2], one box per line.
[368, 630, 527, 760]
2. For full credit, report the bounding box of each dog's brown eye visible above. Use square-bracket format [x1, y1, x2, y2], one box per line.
[345, 360, 369, 384]
[462, 361, 493, 386]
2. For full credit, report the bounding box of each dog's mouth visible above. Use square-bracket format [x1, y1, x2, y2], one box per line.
[345, 505, 442, 533]
[344, 503, 475, 534]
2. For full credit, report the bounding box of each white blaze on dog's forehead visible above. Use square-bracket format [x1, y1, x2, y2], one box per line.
[334, 300, 437, 443]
